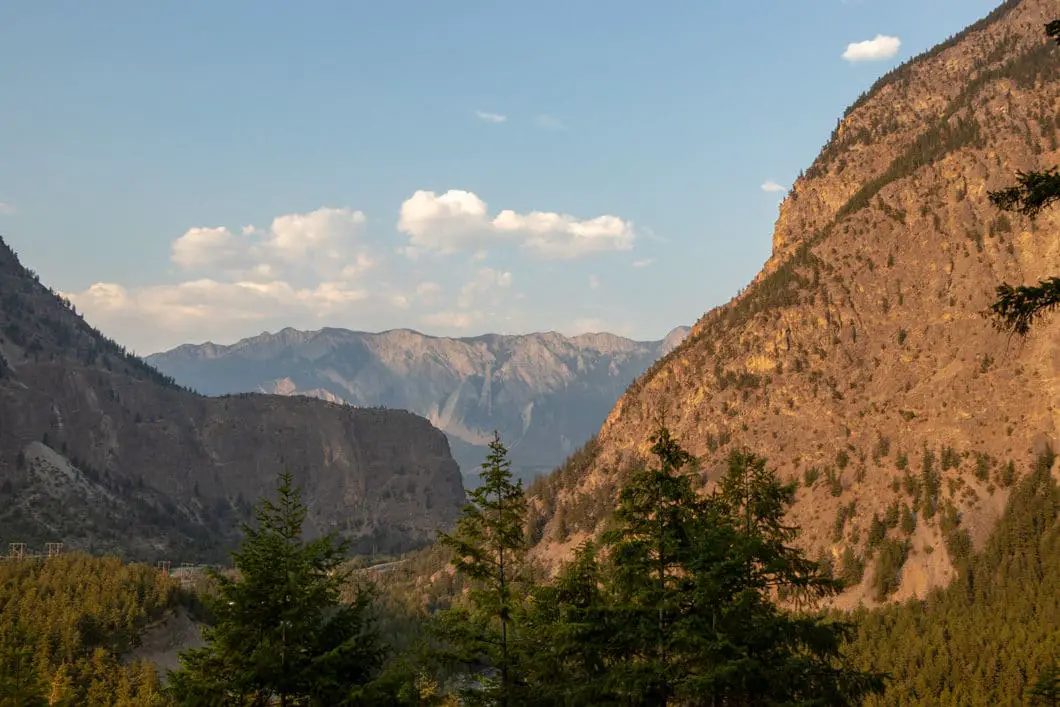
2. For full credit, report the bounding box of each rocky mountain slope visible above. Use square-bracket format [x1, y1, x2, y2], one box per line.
[529, 0, 1060, 607]
[146, 326, 689, 483]
[0, 240, 465, 561]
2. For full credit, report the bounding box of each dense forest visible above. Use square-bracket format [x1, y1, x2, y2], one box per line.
[0, 555, 182, 705]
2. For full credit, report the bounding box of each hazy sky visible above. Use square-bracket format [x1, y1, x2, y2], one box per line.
[0, 0, 1002, 354]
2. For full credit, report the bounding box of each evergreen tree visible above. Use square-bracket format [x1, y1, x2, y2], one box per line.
[522, 431, 886, 705]
[433, 431, 532, 705]
[167, 468, 384, 706]
[1029, 661, 1060, 707]
[987, 20, 1060, 335]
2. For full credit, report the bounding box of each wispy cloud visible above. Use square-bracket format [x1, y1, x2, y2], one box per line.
[0, 201, 15, 215]
[535, 114, 565, 130]
[760, 180, 786, 193]
[842, 34, 901, 62]
[632, 258, 655, 268]
[474, 110, 507, 123]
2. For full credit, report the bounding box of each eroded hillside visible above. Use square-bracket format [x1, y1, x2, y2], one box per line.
[529, 0, 1060, 607]
[147, 326, 689, 483]
[0, 240, 465, 561]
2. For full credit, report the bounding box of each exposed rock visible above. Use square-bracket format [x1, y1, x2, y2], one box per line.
[147, 327, 689, 484]
[530, 0, 1060, 605]
[0, 240, 465, 562]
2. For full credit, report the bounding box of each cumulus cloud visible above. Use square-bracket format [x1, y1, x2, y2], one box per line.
[474, 110, 507, 123]
[65, 278, 370, 353]
[760, 180, 786, 193]
[170, 207, 371, 281]
[397, 189, 635, 260]
[842, 34, 901, 62]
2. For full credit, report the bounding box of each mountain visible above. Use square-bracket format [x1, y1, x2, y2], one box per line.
[527, 0, 1060, 606]
[0, 239, 465, 562]
[146, 326, 690, 484]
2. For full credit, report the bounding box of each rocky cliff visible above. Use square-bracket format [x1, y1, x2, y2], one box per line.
[146, 326, 689, 484]
[529, 0, 1060, 607]
[0, 239, 465, 561]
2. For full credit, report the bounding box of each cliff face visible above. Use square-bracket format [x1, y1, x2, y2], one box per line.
[146, 326, 689, 484]
[0, 240, 465, 561]
[531, 0, 1060, 606]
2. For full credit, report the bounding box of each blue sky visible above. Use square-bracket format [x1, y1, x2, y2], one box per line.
[0, 0, 1002, 353]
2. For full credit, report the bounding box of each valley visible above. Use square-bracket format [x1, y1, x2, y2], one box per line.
[1, 0, 1059, 703]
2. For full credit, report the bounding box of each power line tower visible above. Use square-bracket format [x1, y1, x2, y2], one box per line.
[157, 560, 171, 575]
[8, 542, 24, 561]
[45, 542, 63, 559]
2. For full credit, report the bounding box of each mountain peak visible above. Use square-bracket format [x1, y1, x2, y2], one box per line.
[531, 0, 1060, 606]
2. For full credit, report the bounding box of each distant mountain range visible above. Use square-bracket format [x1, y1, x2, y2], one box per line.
[147, 326, 689, 483]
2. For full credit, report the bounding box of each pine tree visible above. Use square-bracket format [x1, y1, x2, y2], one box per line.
[986, 20, 1060, 335]
[167, 468, 385, 706]
[433, 431, 532, 705]
[522, 431, 886, 705]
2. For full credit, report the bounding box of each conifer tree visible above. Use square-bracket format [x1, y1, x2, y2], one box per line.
[987, 20, 1060, 335]
[523, 431, 885, 705]
[433, 431, 531, 705]
[167, 468, 384, 706]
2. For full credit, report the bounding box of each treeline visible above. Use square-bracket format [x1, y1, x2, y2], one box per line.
[0, 554, 182, 705]
[843, 451, 1060, 704]
[163, 431, 887, 705]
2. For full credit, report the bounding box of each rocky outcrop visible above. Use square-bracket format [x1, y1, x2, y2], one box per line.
[0, 240, 465, 562]
[529, 0, 1060, 606]
[147, 327, 689, 483]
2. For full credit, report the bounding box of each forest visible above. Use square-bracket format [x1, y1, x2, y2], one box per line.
[1, 430, 1056, 705]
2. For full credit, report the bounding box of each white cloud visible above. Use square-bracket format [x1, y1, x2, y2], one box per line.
[65, 278, 370, 353]
[474, 110, 507, 123]
[632, 258, 655, 268]
[535, 114, 565, 130]
[842, 34, 901, 62]
[397, 189, 635, 260]
[760, 180, 786, 193]
[0, 201, 14, 215]
[170, 207, 371, 280]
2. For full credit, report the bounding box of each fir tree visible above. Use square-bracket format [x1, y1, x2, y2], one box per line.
[167, 468, 384, 706]
[987, 20, 1060, 335]
[522, 431, 885, 705]
[433, 431, 532, 705]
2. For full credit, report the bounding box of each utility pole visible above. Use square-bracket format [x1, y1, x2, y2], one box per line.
[45, 542, 63, 559]
[8, 542, 25, 561]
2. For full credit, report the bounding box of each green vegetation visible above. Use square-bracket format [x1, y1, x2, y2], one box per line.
[167, 469, 386, 704]
[845, 452, 1060, 704]
[0, 554, 178, 705]
[430, 432, 533, 704]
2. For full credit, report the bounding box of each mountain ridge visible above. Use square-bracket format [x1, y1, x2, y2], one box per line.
[527, 0, 1060, 607]
[147, 326, 690, 482]
[0, 237, 466, 561]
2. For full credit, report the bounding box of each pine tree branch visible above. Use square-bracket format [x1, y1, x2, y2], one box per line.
[987, 278, 1060, 336]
